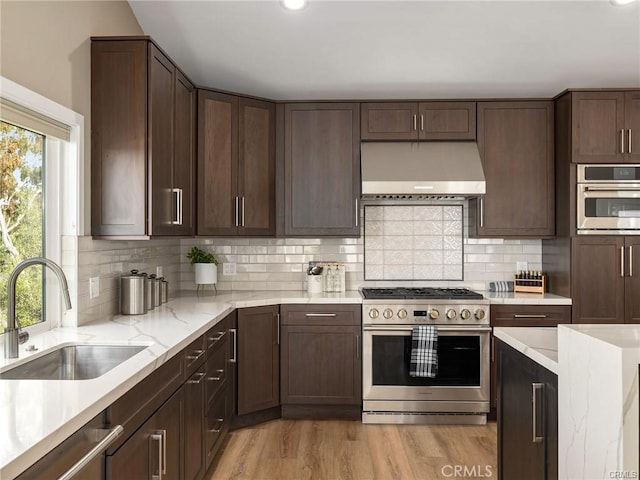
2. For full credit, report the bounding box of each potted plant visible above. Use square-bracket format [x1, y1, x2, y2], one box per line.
[187, 246, 218, 289]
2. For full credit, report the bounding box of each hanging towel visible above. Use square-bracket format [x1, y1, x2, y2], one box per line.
[410, 325, 438, 378]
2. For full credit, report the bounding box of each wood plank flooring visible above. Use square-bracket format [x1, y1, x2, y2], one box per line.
[207, 420, 497, 480]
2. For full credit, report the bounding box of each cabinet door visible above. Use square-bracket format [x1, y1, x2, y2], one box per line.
[571, 91, 625, 163]
[473, 101, 554, 237]
[107, 387, 183, 480]
[91, 40, 147, 236]
[497, 342, 545, 480]
[625, 237, 640, 323]
[184, 364, 205, 480]
[238, 97, 276, 235]
[418, 102, 476, 140]
[571, 236, 625, 324]
[149, 44, 175, 236]
[237, 305, 279, 415]
[284, 103, 360, 236]
[625, 91, 640, 162]
[281, 325, 361, 405]
[360, 102, 418, 140]
[197, 90, 238, 235]
[173, 70, 196, 235]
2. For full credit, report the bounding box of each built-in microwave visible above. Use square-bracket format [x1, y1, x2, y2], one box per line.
[577, 164, 640, 234]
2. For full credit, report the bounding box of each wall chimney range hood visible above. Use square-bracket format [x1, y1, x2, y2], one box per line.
[361, 142, 486, 200]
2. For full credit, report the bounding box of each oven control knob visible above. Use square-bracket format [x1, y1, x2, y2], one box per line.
[460, 309, 471, 320]
[368, 308, 379, 320]
[446, 308, 457, 320]
[383, 308, 394, 319]
[397, 308, 408, 320]
[475, 309, 486, 320]
[429, 308, 440, 320]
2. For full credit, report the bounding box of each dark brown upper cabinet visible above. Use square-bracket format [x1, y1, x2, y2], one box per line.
[469, 101, 554, 238]
[571, 91, 640, 163]
[91, 38, 195, 237]
[197, 90, 276, 236]
[283, 103, 361, 237]
[361, 102, 476, 141]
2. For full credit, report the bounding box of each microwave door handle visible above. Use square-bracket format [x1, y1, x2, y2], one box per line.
[584, 186, 640, 192]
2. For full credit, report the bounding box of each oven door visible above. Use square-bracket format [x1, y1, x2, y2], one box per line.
[577, 183, 640, 233]
[363, 325, 490, 405]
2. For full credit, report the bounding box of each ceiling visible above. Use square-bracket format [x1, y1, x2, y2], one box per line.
[128, 0, 640, 101]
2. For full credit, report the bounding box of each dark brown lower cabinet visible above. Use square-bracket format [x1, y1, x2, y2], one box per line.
[107, 387, 184, 480]
[497, 340, 557, 480]
[280, 304, 362, 418]
[237, 305, 280, 416]
[184, 360, 207, 480]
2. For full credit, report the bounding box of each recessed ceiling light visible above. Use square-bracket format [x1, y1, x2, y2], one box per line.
[610, 0, 638, 5]
[281, 0, 308, 11]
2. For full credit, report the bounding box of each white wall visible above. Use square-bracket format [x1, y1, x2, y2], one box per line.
[0, 0, 143, 234]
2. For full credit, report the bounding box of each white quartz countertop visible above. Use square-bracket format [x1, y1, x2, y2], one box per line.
[482, 291, 572, 305]
[493, 326, 559, 374]
[0, 290, 362, 479]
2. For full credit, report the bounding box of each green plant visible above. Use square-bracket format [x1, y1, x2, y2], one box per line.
[187, 246, 218, 265]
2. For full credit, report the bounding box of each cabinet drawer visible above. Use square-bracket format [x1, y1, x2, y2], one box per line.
[491, 305, 571, 327]
[184, 335, 206, 378]
[280, 304, 361, 326]
[205, 384, 229, 465]
[206, 335, 228, 403]
[106, 352, 183, 454]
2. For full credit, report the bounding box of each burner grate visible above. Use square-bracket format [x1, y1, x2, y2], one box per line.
[361, 287, 484, 300]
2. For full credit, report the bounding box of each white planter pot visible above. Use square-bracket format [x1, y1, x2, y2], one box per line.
[194, 263, 217, 285]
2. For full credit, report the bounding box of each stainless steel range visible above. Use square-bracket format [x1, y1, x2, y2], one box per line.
[361, 287, 490, 425]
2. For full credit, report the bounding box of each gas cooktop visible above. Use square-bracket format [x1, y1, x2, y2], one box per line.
[360, 287, 484, 300]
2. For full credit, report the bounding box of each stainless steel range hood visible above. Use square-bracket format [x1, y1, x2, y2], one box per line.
[361, 142, 486, 200]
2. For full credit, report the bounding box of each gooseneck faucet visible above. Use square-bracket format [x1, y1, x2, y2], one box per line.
[5, 257, 72, 359]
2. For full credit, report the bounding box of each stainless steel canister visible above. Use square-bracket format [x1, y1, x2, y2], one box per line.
[121, 270, 147, 315]
[142, 272, 155, 311]
[149, 274, 161, 307]
[159, 277, 168, 303]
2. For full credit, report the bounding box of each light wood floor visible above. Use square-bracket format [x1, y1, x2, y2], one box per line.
[207, 420, 497, 480]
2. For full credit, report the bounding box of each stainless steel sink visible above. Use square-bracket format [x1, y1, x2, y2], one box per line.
[0, 344, 147, 380]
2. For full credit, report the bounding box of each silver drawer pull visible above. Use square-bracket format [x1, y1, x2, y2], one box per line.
[150, 433, 163, 480]
[208, 331, 226, 347]
[305, 313, 337, 317]
[57, 425, 123, 480]
[208, 419, 225, 433]
[513, 314, 547, 319]
[187, 349, 205, 362]
[187, 371, 206, 384]
[532, 383, 544, 443]
[207, 369, 224, 381]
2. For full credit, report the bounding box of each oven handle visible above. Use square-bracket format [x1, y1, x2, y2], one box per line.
[584, 186, 640, 192]
[363, 326, 492, 333]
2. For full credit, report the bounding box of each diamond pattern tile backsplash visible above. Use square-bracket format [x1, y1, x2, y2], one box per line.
[364, 205, 464, 280]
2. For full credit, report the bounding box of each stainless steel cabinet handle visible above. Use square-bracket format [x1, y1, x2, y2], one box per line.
[276, 313, 281, 345]
[630, 129, 633, 154]
[355, 197, 359, 227]
[355, 334, 359, 359]
[532, 383, 544, 443]
[187, 349, 205, 362]
[208, 331, 226, 348]
[229, 328, 237, 363]
[207, 369, 224, 381]
[241, 196, 245, 227]
[622, 129, 626, 154]
[621, 246, 625, 277]
[479, 197, 484, 228]
[305, 313, 337, 317]
[57, 425, 123, 480]
[412, 114, 417, 131]
[234, 196, 239, 227]
[187, 371, 206, 384]
[513, 314, 548, 319]
[208, 419, 225, 433]
[420, 114, 424, 132]
[150, 432, 163, 480]
[630, 246, 634, 277]
[171, 188, 181, 225]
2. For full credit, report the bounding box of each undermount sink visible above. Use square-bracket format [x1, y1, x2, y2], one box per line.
[0, 344, 148, 380]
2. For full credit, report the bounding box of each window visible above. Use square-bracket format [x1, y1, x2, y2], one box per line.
[0, 120, 45, 330]
[0, 76, 82, 334]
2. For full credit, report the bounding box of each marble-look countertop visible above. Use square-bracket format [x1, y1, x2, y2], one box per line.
[0, 290, 361, 480]
[482, 291, 572, 305]
[492, 326, 559, 374]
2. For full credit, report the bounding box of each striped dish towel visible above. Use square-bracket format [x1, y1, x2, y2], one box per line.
[409, 325, 438, 378]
